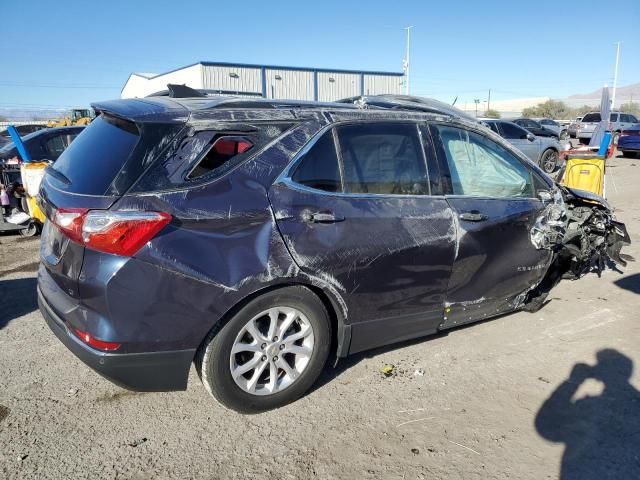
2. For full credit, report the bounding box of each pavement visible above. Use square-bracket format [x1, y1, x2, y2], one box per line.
[0, 151, 639, 479]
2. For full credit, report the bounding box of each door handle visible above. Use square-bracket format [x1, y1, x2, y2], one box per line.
[459, 211, 488, 222]
[302, 211, 345, 223]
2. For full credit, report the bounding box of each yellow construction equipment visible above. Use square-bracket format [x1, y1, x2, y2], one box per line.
[47, 108, 94, 127]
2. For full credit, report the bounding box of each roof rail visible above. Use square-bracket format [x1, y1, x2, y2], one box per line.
[336, 95, 477, 120]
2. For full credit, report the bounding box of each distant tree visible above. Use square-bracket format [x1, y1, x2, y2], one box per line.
[0, 114, 7, 122]
[483, 109, 501, 118]
[522, 100, 572, 119]
[618, 102, 640, 116]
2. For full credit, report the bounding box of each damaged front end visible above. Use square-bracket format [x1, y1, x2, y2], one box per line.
[523, 185, 631, 311]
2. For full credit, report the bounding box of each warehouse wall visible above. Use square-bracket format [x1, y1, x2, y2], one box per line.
[202, 65, 262, 94]
[317, 72, 361, 102]
[363, 75, 403, 96]
[121, 64, 203, 98]
[265, 69, 314, 100]
[121, 63, 404, 100]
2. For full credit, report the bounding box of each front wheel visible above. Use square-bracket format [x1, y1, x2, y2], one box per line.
[540, 149, 559, 174]
[621, 151, 636, 158]
[196, 286, 331, 413]
[612, 132, 620, 146]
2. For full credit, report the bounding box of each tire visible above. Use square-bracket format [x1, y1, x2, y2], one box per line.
[560, 129, 569, 140]
[196, 286, 331, 413]
[612, 132, 620, 146]
[540, 149, 559, 174]
[621, 151, 636, 158]
[19, 222, 38, 237]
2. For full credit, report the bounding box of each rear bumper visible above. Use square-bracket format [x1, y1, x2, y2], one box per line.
[38, 287, 195, 391]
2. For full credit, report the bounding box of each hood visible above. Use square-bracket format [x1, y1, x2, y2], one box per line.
[564, 186, 611, 210]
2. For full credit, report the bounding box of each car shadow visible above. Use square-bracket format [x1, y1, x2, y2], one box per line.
[0, 277, 38, 329]
[614, 272, 640, 294]
[535, 349, 640, 479]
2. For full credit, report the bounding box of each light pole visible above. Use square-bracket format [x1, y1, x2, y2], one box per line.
[403, 26, 413, 95]
[612, 41, 621, 109]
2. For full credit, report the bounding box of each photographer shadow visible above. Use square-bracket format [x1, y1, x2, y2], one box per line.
[535, 349, 640, 479]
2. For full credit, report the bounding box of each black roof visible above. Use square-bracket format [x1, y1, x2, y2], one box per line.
[93, 93, 476, 125]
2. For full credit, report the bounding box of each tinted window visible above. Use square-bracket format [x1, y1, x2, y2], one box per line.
[337, 123, 429, 195]
[435, 125, 533, 198]
[500, 122, 529, 139]
[582, 113, 601, 123]
[610, 113, 619, 122]
[485, 122, 500, 134]
[45, 135, 67, 159]
[291, 131, 341, 192]
[51, 115, 139, 195]
[630, 115, 638, 123]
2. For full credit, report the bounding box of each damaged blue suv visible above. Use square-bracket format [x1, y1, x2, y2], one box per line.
[37, 91, 630, 413]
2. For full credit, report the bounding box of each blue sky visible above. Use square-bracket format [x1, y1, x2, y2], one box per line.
[3, 0, 639, 113]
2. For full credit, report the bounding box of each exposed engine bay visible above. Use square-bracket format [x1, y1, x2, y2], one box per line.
[524, 185, 631, 311]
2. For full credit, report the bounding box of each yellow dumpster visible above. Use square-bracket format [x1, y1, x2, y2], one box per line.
[561, 154, 606, 198]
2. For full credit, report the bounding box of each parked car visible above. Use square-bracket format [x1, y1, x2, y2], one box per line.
[0, 126, 84, 163]
[511, 118, 559, 139]
[482, 119, 561, 173]
[37, 95, 629, 413]
[0, 124, 48, 148]
[577, 111, 639, 144]
[535, 118, 568, 140]
[568, 116, 583, 138]
[617, 126, 640, 157]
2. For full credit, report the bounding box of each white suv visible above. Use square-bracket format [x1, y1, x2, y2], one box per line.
[577, 111, 639, 144]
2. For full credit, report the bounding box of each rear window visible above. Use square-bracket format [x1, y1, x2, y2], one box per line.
[51, 115, 139, 195]
[581, 113, 601, 123]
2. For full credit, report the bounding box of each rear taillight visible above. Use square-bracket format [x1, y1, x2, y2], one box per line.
[73, 327, 121, 351]
[53, 209, 171, 257]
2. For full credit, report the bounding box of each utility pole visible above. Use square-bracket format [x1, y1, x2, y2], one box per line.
[403, 26, 413, 96]
[474, 99, 480, 117]
[612, 41, 621, 109]
[487, 89, 491, 112]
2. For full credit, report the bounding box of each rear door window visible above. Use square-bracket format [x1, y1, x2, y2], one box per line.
[336, 123, 429, 195]
[291, 131, 341, 192]
[610, 113, 619, 122]
[500, 122, 529, 139]
[50, 115, 140, 195]
[433, 125, 533, 198]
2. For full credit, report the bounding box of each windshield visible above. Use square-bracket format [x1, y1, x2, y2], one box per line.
[51, 115, 140, 195]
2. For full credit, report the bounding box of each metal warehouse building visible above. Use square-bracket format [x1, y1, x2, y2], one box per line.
[121, 61, 404, 101]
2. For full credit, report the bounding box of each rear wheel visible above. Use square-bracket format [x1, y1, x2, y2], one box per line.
[19, 222, 38, 237]
[196, 286, 331, 413]
[540, 149, 559, 174]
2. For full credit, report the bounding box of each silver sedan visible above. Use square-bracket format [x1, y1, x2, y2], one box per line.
[481, 119, 562, 173]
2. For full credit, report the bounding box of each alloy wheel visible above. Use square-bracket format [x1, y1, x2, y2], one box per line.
[229, 307, 315, 396]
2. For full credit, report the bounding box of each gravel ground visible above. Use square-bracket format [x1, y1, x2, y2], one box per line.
[1, 152, 639, 479]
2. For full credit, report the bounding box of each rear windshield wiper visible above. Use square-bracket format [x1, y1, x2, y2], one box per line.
[45, 165, 72, 186]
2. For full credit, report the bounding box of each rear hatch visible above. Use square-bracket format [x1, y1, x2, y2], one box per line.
[39, 111, 184, 299]
[579, 113, 602, 134]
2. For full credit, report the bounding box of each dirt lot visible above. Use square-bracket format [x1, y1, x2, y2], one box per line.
[1, 152, 639, 480]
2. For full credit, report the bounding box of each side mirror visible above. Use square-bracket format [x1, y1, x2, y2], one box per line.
[527, 133, 536, 142]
